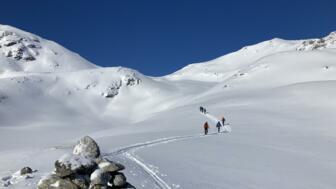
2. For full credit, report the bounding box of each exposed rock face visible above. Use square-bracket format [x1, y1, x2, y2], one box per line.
[123, 73, 141, 86]
[297, 32, 336, 51]
[73, 136, 101, 158]
[101, 71, 142, 99]
[0, 30, 39, 62]
[102, 81, 122, 98]
[37, 136, 131, 189]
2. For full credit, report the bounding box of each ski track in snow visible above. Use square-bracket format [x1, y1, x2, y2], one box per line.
[103, 113, 230, 189]
[125, 152, 173, 189]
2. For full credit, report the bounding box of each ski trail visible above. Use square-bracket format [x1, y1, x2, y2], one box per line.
[103, 132, 227, 189]
[125, 152, 172, 189]
[103, 132, 222, 157]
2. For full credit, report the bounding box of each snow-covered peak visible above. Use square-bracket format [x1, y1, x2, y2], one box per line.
[0, 25, 97, 75]
[166, 32, 336, 82]
[165, 38, 301, 82]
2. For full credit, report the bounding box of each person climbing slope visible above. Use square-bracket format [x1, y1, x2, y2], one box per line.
[203, 122, 209, 135]
[221, 116, 226, 126]
[216, 121, 221, 133]
[200, 106, 204, 114]
[199, 106, 207, 114]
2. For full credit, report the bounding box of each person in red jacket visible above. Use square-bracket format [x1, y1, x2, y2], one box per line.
[203, 122, 209, 135]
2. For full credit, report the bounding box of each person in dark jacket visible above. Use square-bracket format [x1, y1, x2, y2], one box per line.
[216, 121, 221, 133]
[203, 122, 209, 135]
[221, 116, 226, 126]
[200, 106, 204, 113]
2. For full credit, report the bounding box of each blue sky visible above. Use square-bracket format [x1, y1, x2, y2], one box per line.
[1, 0, 335, 76]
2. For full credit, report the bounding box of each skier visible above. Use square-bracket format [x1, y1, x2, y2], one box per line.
[216, 121, 221, 133]
[221, 116, 226, 126]
[200, 106, 204, 114]
[203, 122, 209, 135]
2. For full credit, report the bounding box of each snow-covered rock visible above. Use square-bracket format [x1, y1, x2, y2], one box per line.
[89, 169, 112, 186]
[54, 154, 96, 177]
[36, 136, 131, 189]
[20, 167, 33, 175]
[98, 160, 125, 173]
[0, 30, 38, 61]
[297, 32, 336, 51]
[73, 136, 101, 158]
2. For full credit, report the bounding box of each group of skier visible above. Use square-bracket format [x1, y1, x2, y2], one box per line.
[200, 106, 226, 135]
[203, 117, 225, 135]
[200, 106, 207, 114]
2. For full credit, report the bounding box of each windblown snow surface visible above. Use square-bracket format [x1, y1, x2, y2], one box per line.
[1, 25, 336, 189]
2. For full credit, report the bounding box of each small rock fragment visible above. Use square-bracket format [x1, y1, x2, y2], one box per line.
[20, 167, 33, 175]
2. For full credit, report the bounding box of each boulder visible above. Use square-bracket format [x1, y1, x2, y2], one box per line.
[111, 172, 127, 187]
[73, 136, 100, 158]
[98, 160, 125, 173]
[70, 174, 89, 189]
[55, 154, 96, 177]
[90, 169, 111, 186]
[37, 174, 78, 189]
[20, 167, 33, 175]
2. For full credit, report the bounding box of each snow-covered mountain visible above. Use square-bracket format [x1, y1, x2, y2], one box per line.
[166, 32, 336, 82]
[1, 25, 336, 189]
[0, 25, 96, 75]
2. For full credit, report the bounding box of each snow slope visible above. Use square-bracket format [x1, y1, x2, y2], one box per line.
[0, 26, 336, 189]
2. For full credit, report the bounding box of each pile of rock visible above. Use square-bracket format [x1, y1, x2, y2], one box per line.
[37, 136, 133, 189]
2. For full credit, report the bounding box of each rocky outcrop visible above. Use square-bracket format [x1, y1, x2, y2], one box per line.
[101, 81, 122, 98]
[37, 136, 134, 189]
[297, 32, 336, 51]
[102, 71, 141, 99]
[0, 30, 40, 61]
